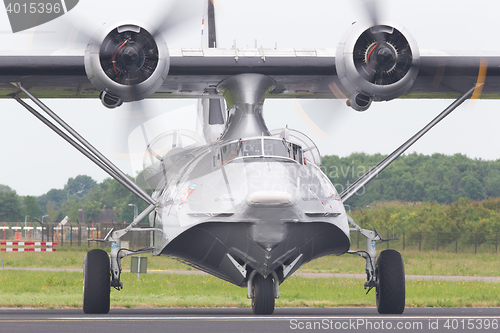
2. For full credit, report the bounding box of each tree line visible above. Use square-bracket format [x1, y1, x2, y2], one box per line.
[323, 152, 500, 209]
[351, 197, 500, 234]
[0, 175, 148, 225]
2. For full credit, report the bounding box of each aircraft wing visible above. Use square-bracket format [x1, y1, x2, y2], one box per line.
[0, 48, 498, 101]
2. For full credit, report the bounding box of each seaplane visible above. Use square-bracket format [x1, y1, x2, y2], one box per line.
[0, 0, 495, 315]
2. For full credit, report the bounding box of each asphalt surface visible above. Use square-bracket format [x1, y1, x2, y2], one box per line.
[1, 308, 499, 333]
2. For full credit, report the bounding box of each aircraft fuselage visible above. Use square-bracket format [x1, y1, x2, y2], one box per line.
[151, 135, 350, 286]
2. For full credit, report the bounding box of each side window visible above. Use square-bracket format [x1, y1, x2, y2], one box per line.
[222, 142, 240, 162]
[213, 148, 222, 167]
[292, 144, 302, 163]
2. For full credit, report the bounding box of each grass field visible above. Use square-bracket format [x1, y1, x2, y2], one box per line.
[301, 251, 500, 277]
[0, 270, 499, 309]
[2, 247, 500, 277]
[1, 247, 499, 309]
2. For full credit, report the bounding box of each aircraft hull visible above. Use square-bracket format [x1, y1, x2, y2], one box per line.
[161, 220, 350, 286]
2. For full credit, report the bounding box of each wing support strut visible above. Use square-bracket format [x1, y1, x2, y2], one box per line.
[10, 83, 155, 206]
[341, 84, 479, 297]
[11, 83, 159, 290]
[340, 84, 479, 202]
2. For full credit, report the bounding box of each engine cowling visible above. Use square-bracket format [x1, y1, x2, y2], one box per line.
[336, 21, 419, 111]
[84, 21, 170, 108]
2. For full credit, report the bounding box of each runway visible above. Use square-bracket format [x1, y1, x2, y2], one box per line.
[1, 308, 499, 333]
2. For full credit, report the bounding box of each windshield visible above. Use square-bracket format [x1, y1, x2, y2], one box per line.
[214, 137, 303, 166]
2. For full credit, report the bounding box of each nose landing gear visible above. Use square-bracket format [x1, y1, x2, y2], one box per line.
[251, 274, 275, 315]
[247, 270, 280, 315]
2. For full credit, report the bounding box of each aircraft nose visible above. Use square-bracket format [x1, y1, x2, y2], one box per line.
[244, 191, 296, 251]
[250, 222, 288, 250]
[247, 191, 293, 205]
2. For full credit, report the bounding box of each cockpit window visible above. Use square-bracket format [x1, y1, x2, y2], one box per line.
[241, 139, 262, 156]
[214, 137, 303, 167]
[264, 139, 288, 157]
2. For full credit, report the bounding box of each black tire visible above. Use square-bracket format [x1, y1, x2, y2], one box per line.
[83, 249, 110, 314]
[376, 249, 405, 314]
[251, 274, 275, 315]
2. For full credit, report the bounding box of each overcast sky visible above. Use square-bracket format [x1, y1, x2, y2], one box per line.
[1, 0, 500, 196]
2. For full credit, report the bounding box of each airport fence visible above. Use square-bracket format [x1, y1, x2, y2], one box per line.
[0, 222, 150, 249]
[2, 222, 499, 253]
[349, 229, 500, 254]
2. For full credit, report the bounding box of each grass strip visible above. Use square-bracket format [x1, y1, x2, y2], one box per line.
[2, 249, 500, 277]
[299, 250, 500, 277]
[0, 270, 499, 309]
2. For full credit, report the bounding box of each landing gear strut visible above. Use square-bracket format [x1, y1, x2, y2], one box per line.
[348, 217, 405, 314]
[82, 206, 156, 313]
[340, 86, 478, 315]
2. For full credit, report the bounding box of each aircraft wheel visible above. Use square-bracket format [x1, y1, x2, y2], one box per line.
[376, 249, 405, 314]
[83, 249, 110, 314]
[251, 274, 275, 315]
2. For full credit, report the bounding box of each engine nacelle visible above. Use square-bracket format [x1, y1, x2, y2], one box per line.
[336, 21, 419, 111]
[84, 21, 170, 107]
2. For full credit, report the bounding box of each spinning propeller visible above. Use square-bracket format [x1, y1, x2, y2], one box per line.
[336, 0, 420, 111]
[353, 25, 414, 86]
[99, 27, 159, 87]
[356, 0, 416, 86]
[58, 0, 202, 160]
[59, 0, 200, 107]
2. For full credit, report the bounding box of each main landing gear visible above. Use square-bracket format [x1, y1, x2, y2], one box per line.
[83, 218, 156, 314]
[376, 249, 405, 314]
[348, 218, 405, 314]
[83, 249, 111, 314]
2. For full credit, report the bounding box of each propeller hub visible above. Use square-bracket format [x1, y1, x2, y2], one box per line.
[365, 41, 398, 74]
[116, 42, 145, 73]
[121, 46, 139, 63]
[376, 46, 394, 65]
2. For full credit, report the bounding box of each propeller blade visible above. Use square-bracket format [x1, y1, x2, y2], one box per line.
[358, 0, 387, 44]
[467, 58, 488, 112]
[471, 58, 488, 100]
[114, 100, 164, 161]
[53, 0, 200, 49]
[359, 0, 380, 26]
[149, 0, 202, 38]
[293, 100, 350, 140]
